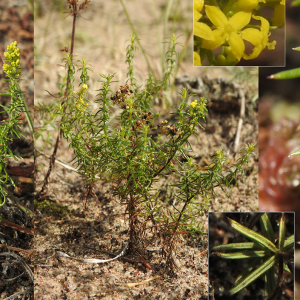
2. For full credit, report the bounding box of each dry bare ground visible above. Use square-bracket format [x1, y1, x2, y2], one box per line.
[34, 1, 258, 299]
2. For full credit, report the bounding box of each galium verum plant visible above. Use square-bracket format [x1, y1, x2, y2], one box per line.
[0, 41, 33, 217]
[39, 27, 257, 273]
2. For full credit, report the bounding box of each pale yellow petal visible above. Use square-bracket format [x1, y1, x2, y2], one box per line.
[228, 32, 245, 61]
[202, 29, 226, 50]
[194, 10, 202, 22]
[242, 28, 263, 46]
[194, 0, 204, 12]
[205, 5, 228, 27]
[233, 0, 259, 11]
[241, 28, 263, 59]
[194, 22, 214, 40]
[229, 11, 252, 31]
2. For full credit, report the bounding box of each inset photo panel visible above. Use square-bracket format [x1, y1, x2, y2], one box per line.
[209, 212, 294, 300]
[194, 0, 285, 66]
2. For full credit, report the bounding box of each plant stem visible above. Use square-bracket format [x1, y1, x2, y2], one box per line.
[119, 0, 156, 79]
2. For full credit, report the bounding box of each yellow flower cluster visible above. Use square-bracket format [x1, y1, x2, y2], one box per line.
[194, 0, 284, 66]
[190, 99, 198, 108]
[189, 97, 207, 123]
[2, 41, 22, 78]
[74, 84, 88, 115]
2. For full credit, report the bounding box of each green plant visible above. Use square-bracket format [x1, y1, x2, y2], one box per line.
[0, 41, 34, 218]
[36, 0, 256, 273]
[210, 213, 294, 299]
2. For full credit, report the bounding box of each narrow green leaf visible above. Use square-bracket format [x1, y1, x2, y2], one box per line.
[284, 262, 291, 273]
[214, 250, 268, 259]
[260, 213, 275, 243]
[265, 265, 276, 297]
[283, 234, 295, 252]
[293, 46, 300, 51]
[278, 213, 286, 249]
[228, 218, 277, 253]
[229, 255, 277, 296]
[268, 68, 300, 80]
[234, 258, 261, 285]
[212, 242, 263, 252]
[289, 149, 300, 157]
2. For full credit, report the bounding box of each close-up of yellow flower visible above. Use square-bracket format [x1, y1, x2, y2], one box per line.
[201, 5, 252, 61]
[193, 0, 284, 66]
[242, 15, 276, 60]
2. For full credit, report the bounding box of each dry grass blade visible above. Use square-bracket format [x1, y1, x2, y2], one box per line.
[1, 218, 34, 236]
[0, 244, 32, 254]
[117, 275, 162, 287]
[56, 241, 129, 264]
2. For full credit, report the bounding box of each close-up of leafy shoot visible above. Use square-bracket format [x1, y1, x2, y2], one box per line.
[211, 213, 294, 299]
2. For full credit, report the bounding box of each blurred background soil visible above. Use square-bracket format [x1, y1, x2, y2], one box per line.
[34, 1, 258, 299]
[259, 1, 300, 298]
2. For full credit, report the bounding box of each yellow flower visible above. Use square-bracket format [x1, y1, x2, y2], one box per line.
[194, 0, 214, 41]
[242, 15, 276, 60]
[2, 41, 22, 78]
[201, 5, 252, 61]
[194, 0, 204, 12]
[272, 2, 284, 27]
[232, 0, 259, 12]
[194, 51, 201, 66]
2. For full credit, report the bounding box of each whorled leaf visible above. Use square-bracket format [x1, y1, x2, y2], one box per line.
[229, 255, 277, 296]
[268, 68, 300, 80]
[214, 250, 269, 259]
[228, 218, 277, 253]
